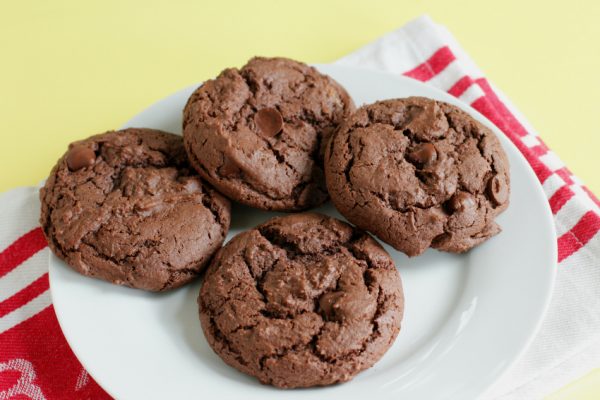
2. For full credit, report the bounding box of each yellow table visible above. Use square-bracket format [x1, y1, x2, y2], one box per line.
[1, 1, 598, 398]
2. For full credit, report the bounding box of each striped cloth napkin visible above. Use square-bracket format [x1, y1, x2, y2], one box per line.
[1, 14, 599, 400]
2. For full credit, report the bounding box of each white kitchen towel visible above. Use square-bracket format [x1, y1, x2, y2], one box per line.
[1, 14, 599, 400]
[336, 15, 600, 399]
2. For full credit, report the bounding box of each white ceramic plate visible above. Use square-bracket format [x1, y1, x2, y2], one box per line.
[49, 65, 557, 400]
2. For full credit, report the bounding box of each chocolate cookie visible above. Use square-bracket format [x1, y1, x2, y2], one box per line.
[183, 57, 355, 211]
[40, 128, 231, 291]
[199, 213, 404, 388]
[325, 97, 510, 257]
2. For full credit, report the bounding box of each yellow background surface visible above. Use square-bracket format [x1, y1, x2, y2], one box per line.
[0, 0, 598, 398]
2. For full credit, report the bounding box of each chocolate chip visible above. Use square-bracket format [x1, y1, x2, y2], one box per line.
[66, 145, 96, 171]
[408, 143, 437, 166]
[254, 108, 283, 137]
[447, 191, 476, 213]
[318, 291, 343, 321]
[487, 174, 509, 205]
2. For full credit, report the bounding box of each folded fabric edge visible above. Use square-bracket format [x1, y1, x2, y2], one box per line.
[485, 338, 600, 399]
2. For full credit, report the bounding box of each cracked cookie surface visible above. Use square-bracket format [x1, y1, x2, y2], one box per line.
[183, 57, 355, 211]
[40, 128, 231, 291]
[199, 213, 404, 388]
[325, 97, 510, 257]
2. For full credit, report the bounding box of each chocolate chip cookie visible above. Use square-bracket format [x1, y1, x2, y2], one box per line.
[325, 97, 510, 257]
[183, 57, 355, 211]
[40, 128, 231, 291]
[199, 213, 404, 388]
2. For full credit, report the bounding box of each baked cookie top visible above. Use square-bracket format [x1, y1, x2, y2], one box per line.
[325, 97, 510, 256]
[40, 128, 230, 291]
[183, 57, 354, 211]
[199, 213, 404, 388]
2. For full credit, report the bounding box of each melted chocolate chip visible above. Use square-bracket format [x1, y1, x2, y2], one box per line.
[408, 143, 437, 166]
[66, 145, 96, 171]
[487, 175, 509, 205]
[447, 191, 476, 213]
[254, 108, 283, 137]
[318, 291, 344, 321]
